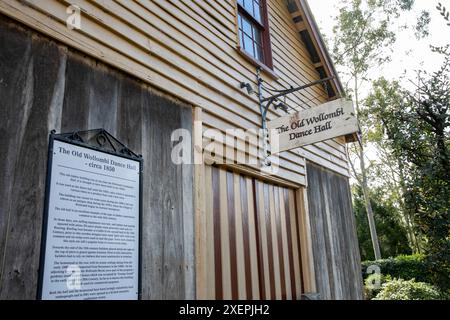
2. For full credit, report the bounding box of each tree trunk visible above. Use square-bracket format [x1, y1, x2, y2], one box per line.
[359, 145, 382, 260]
[354, 74, 381, 260]
[397, 160, 421, 254]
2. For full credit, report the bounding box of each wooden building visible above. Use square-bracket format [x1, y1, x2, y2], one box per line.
[0, 0, 363, 299]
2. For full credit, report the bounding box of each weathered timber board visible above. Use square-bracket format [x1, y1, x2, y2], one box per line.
[306, 161, 363, 300]
[0, 15, 194, 300]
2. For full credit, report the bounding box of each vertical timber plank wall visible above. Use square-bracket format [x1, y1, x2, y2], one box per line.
[203, 165, 306, 300]
[306, 161, 363, 300]
[0, 17, 195, 299]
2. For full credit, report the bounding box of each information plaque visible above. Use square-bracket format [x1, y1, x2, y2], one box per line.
[38, 130, 142, 300]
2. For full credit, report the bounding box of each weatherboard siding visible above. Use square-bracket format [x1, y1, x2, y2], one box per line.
[0, 17, 195, 299]
[0, 0, 349, 185]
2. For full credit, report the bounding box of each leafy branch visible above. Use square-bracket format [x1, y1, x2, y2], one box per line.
[437, 2, 450, 26]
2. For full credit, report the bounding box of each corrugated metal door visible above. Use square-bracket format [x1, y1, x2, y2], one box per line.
[203, 165, 305, 300]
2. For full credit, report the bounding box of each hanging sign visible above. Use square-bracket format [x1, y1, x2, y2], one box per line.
[38, 130, 142, 300]
[267, 98, 359, 153]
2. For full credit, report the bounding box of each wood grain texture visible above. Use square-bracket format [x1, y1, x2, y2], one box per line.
[181, 106, 195, 299]
[0, 8, 362, 301]
[255, 180, 270, 299]
[204, 165, 216, 299]
[286, 189, 301, 299]
[0, 17, 195, 299]
[234, 174, 247, 299]
[141, 85, 193, 300]
[306, 162, 363, 300]
[269, 185, 282, 299]
[226, 171, 238, 299]
[194, 107, 208, 299]
[278, 186, 292, 300]
[0, 0, 351, 187]
[0, 19, 65, 299]
[239, 175, 252, 299]
[0, 20, 33, 296]
[263, 183, 276, 300]
[203, 165, 304, 300]
[219, 169, 232, 299]
[212, 166, 223, 299]
[245, 177, 260, 299]
[61, 54, 90, 132]
[296, 187, 316, 293]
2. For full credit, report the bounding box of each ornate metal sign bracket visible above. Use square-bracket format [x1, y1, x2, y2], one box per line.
[50, 128, 142, 161]
[252, 67, 334, 166]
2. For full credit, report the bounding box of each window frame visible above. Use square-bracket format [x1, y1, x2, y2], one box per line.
[236, 0, 274, 70]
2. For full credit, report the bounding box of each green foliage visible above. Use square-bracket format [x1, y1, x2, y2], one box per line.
[332, 0, 448, 294]
[332, 0, 431, 261]
[332, 0, 428, 85]
[362, 254, 432, 284]
[415, 11, 431, 39]
[366, 48, 450, 291]
[353, 186, 411, 261]
[332, 0, 397, 80]
[437, 2, 450, 26]
[374, 278, 443, 300]
[364, 273, 392, 299]
[362, 255, 449, 299]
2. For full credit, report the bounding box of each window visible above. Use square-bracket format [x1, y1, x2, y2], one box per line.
[237, 0, 273, 68]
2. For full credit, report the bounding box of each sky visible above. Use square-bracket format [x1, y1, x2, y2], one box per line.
[307, 0, 449, 178]
[307, 0, 449, 92]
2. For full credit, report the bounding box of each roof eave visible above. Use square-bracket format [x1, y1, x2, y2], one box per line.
[295, 0, 345, 97]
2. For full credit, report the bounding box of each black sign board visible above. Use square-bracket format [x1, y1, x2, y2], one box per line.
[37, 129, 143, 300]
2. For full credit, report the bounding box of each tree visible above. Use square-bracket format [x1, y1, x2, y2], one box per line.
[365, 80, 424, 253]
[331, 0, 427, 259]
[353, 185, 411, 261]
[367, 46, 450, 290]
